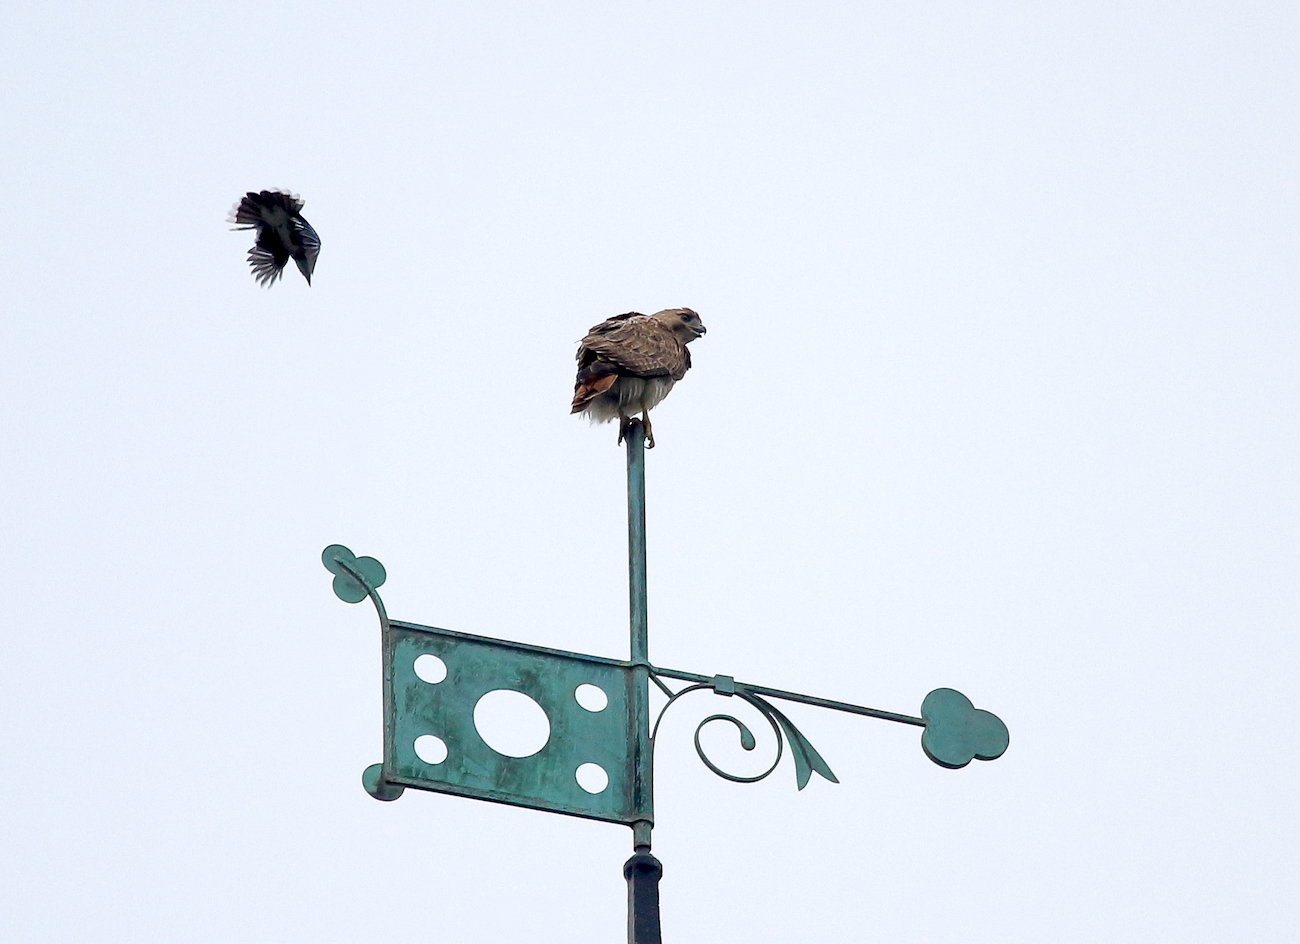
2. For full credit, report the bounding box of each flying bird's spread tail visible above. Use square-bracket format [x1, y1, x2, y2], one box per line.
[228, 190, 320, 287]
[571, 308, 706, 448]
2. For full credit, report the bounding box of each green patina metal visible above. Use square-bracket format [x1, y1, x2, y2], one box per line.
[322, 546, 1010, 821]
[921, 687, 1011, 769]
[624, 422, 654, 846]
[323, 544, 642, 821]
[385, 620, 638, 822]
[323, 419, 1012, 944]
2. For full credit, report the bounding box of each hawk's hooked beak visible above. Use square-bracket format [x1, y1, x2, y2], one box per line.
[694, 324, 707, 336]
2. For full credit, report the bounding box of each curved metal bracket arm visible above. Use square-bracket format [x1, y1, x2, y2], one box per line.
[321, 544, 390, 628]
[649, 666, 1009, 783]
[653, 667, 926, 726]
[321, 545, 404, 800]
[648, 679, 839, 790]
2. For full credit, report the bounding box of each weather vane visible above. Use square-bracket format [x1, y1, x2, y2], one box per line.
[322, 420, 1010, 944]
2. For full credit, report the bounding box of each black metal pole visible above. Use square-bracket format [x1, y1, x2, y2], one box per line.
[624, 852, 664, 944]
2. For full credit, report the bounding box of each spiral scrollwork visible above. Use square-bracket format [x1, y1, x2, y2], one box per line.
[651, 680, 839, 790]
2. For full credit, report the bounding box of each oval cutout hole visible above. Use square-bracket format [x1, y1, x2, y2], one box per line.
[474, 690, 550, 758]
[413, 654, 447, 684]
[414, 735, 447, 765]
[576, 763, 609, 794]
[575, 683, 608, 712]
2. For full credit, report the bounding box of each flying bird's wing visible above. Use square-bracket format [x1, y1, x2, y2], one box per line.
[291, 216, 320, 283]
[246, 246, 287, 286]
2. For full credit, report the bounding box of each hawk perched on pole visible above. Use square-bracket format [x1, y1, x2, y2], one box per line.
[227, 190, 320, 286]
[571, 308, 706, 448]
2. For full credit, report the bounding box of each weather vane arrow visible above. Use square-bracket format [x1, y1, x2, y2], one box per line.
[323, 419, 1009, 944]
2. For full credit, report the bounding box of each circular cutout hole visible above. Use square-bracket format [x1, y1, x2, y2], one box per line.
[575, 683, 608, 712]
[414, 734, 447, 765]
[575, 763, 609, 794]
[413, 653, 447, 684]
[473, 690, 551, 758]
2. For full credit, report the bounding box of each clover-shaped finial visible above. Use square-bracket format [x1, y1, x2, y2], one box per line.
[321, 544, 387, 603]
[362, 763, 404, 802]
[920, 688, 1009, 769]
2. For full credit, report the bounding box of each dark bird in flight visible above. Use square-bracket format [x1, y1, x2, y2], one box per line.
[571, 308, 706, 448]
[227, 190, 320, 286]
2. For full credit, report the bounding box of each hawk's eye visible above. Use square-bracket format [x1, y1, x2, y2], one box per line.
[680, 313, 694, 321]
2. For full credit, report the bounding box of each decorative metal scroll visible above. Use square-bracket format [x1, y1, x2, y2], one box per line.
[322, 544, 1010, 822]
[649, 680, 838, 790]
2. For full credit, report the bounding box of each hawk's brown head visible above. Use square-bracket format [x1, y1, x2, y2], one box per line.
[650, 308, 707, 342]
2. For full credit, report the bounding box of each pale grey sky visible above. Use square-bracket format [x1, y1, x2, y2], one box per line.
[2, 2, 1297, 941]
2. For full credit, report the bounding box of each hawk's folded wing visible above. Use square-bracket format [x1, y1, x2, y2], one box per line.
[578, 316, 690, 380]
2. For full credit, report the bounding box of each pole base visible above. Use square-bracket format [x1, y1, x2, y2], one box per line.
[624, 853, 663, 944]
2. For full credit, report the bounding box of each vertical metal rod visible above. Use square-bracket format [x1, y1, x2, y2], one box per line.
[627, 420, 649, 665]
[624, 852, 664, 944]
[378, 599, 396, 777]
[626, 420, 652, 835]
[624, 420, 660, 943]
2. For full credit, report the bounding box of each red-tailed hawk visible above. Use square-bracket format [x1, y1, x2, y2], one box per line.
[571, 308, 706, 448]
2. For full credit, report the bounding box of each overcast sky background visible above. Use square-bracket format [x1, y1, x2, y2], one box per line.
[2, 2, 1297, 941]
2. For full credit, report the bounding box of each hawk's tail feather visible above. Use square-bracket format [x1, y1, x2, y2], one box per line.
[571, 374, 618, 413]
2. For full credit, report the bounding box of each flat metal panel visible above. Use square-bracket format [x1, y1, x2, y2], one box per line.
[386, 621, 639, 824]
